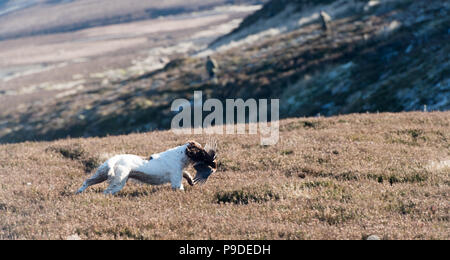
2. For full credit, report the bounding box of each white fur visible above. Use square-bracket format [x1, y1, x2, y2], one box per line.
[76, 143, 191, 195]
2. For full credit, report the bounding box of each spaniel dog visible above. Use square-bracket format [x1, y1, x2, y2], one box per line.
[76, 141, 217, 195]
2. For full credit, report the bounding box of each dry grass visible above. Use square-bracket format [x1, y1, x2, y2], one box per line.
[0, 112, 449, 240]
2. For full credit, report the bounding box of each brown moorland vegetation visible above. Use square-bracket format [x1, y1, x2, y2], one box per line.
[0, 112, 449, 239]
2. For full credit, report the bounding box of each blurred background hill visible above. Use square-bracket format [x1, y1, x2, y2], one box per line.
[0, 0, 266, 39]
[0, 0, 448, 143]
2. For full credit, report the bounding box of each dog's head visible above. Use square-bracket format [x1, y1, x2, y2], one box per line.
[186, 141, 217, 184]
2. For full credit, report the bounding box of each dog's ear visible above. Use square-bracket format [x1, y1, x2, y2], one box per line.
[186, 141, 208, 163]
[186, 141, 217, 169]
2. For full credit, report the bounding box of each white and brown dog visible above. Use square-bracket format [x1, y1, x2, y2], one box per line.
[76, 141, 217, 195]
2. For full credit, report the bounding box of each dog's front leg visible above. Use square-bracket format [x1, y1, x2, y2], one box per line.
[170, 170, 184, 191]
[104, 165, 130, 195]
[183, 171, 194, 186]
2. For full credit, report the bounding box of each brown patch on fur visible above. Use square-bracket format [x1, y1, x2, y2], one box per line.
[129, 170, 165, 185]
[186, 141, 217, 169]
[129, 170, 194, 186]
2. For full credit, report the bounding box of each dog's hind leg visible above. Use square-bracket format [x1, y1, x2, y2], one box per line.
[76, 165, 109, 194]
[104, 165, 130, 195]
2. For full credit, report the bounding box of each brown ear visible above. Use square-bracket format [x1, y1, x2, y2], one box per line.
[186, 141, 217, 169]
[186, 141, 208, 162]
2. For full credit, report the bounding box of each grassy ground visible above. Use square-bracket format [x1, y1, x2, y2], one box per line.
[0, 112, 448, 239]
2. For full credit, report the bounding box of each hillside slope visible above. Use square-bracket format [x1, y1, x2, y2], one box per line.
[209, 0, 450, 116]
[0, 0, 266, 39]
[0, 112, 449, 239]
[0, 0, 448, 143]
